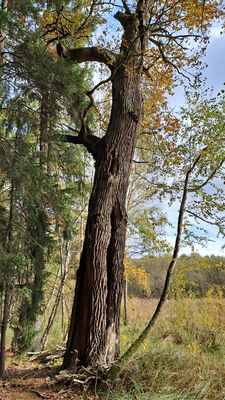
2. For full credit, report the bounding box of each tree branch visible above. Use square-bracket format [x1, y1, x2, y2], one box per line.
[108, 159, 191, 379]
[61, 133, 102, 160]
[57, 43, 116, 69]
[185, 210, 224, 230]
[108, 132, 225, 377]
[149, 37, 191, 80]
[121, 0, 131, 15]
[188, 158, 225, 192]
[72, 0, 98, 38]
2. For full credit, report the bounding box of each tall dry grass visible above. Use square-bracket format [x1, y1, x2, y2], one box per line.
[115, 292, 225, 400]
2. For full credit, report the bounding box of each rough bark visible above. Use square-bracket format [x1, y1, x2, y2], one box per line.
[62, 6, 147, 369]
[57, 44, 116, 67]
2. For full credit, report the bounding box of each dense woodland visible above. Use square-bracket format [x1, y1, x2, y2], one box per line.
[0, 0, 225, 398]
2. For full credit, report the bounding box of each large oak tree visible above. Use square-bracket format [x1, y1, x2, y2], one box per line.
[53, 0, 223, 369]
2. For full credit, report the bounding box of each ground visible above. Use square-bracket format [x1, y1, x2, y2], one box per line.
[0, 354, 85, 400]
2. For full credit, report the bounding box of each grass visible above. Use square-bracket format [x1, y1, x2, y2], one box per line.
[107, 294, 225, 400]
[44, 293, 224, 399]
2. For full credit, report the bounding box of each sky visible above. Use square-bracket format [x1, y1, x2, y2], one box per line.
[164, 199, 225, 257]
[206, 26, 225, 91]
[165, 26, 225, 257]
[169, 26, 225, 107]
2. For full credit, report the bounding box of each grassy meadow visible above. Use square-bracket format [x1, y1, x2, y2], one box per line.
[103, 293, 225, 400]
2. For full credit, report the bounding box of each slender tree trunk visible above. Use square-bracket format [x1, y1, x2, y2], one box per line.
[30, 100, 49, 351]
[41, 286, 62, 349]
[0, 293, 3, 322]
[108, 160, 198, 378]
[12, 100, 49, 354]
[0, 285, 10, 379]
[123, 280, 128, 326]
[41, 236, 70, 349]
[43, 264, 61, 313]
[0, 178, 14, 378]
[0, 0, 8, 83]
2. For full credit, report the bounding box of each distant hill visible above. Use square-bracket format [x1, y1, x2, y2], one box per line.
[131, 254, 225, 298]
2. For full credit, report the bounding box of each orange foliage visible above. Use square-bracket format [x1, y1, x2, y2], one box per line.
[124, 257, 150, 297]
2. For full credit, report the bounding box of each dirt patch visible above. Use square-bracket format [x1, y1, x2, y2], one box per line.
[0, 354, 91, 400]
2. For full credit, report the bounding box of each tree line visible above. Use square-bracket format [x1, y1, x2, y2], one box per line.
[129, 254, 225, 299]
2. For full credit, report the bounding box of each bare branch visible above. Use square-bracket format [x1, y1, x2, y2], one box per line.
[109, 145, 191, 379]
[73, 0, 98, 37]
[185, 210, 225, 233]
[121, 0, 131, 15]
[132, 159, 150, 164]
[188, 158, 225, 192]
[149, 37, 191, 80]
[87, 75, 112, 96]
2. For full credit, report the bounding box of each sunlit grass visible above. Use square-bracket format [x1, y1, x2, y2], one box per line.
[117, 293, 225, 400]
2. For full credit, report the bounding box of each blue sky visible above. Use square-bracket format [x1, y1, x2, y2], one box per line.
[165, 27, 225, 257]
[170, 26, 225, 107]
[164, 199, 225, 257]
[207, 26, 225, 91]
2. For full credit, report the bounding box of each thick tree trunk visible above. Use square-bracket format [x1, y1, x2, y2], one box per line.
[63, 62, 143, 368]
[60, 2, 150, 369]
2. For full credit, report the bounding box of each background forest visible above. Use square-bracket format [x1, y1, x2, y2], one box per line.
[0, 0, 225, 399]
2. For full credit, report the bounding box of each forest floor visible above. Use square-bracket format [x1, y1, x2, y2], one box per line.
[0, 353, 87, 400]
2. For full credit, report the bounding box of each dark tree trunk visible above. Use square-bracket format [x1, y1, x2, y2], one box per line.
[0, 0, 8, 83]
[61, 3, 150, 369]
[63, 58, 143, 368]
